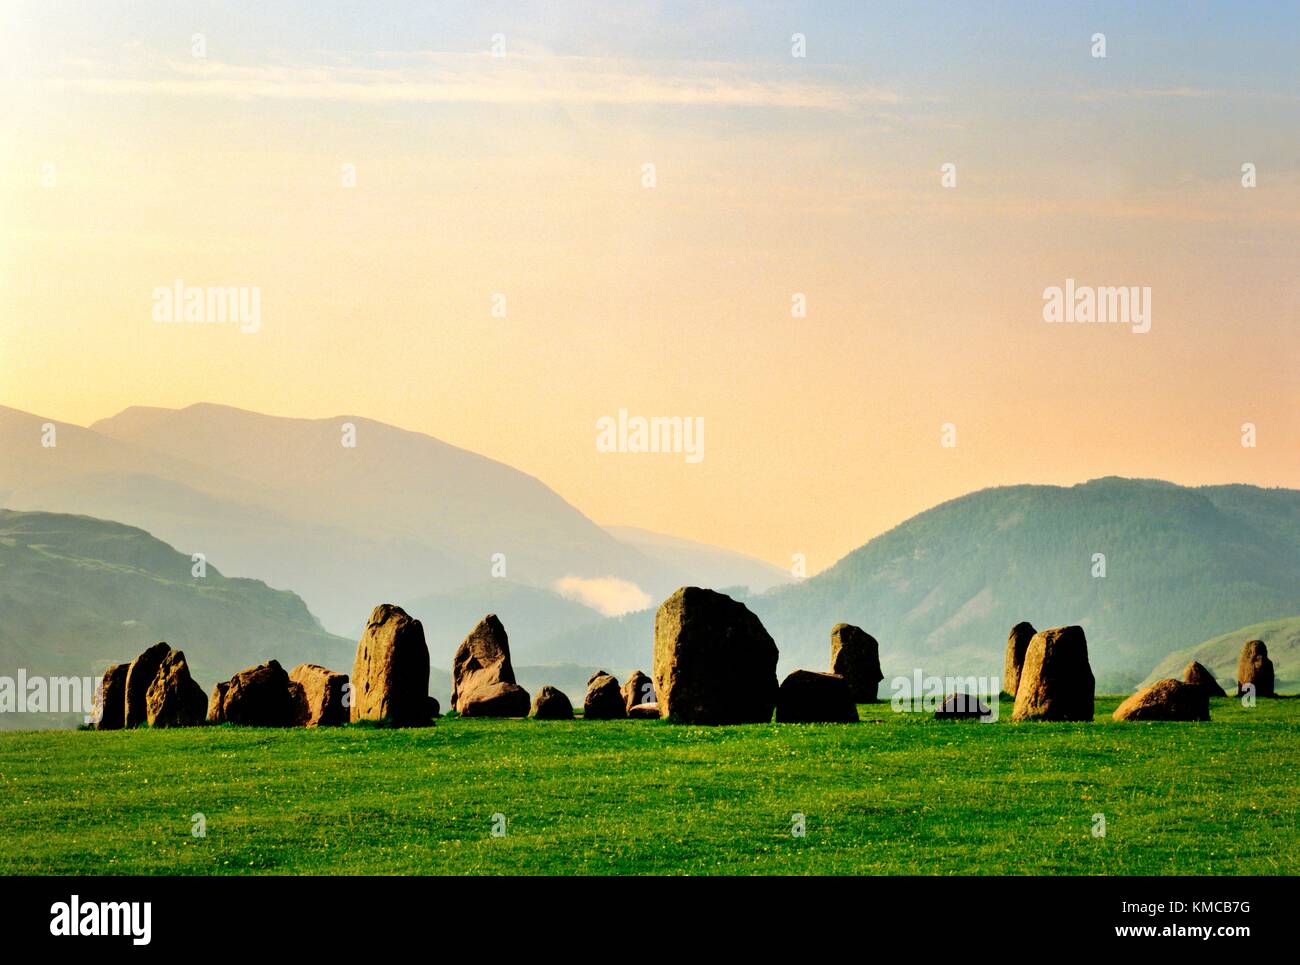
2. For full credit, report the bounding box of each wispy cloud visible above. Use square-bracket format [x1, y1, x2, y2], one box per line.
[35, 52, 904, 111]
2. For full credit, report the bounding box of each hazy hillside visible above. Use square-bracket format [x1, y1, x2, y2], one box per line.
[534, 479, 1300, 691]
[605, 526, 792, 593]
[0, 508, 359, 726]
[1142, 615, 1299, 693]
[0, 403, 680, 635]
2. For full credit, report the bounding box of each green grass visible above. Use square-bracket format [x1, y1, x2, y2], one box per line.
[0, 696, 1296, 875]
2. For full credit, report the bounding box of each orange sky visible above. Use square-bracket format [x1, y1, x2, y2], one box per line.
[2, 6, 1297, 573]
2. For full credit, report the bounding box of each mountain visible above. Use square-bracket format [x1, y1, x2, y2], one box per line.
[532, 479, 1300, 691]
[0, 403, 680, 635]
[1142, 615, 1299, 693]
[604, 526, 792, 593]
[0, 508, 360, 727]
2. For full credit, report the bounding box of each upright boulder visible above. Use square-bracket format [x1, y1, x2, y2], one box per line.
[212, 660, 293, 726]
[145, 649, 207, 727]
[775, 670, 858, 723]
[621, 670, 655, 712]
[1003, 622, 1037, 698]
[124, 642, 172, 728]
[1011, 625, 1095, 722]
[1236, 640, 1275, 697]
[288, 663, 349, 727]
[208, 682, 230, 724]
[531, 685, 574, 720]
[450, 613, 516, 714]
[1113, 679, 1210, 722]
[829, 624, 882, 703]
[460, 681, 530, 718]
[352, 603, 431, 726]
[1183, 660, 1227, 698]
[653, 587, 779, 724]
[94, 663, 129, 730]
[584, 671, 627, 720]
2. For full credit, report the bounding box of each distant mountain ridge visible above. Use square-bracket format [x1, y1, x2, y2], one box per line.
[537, 478, 1300, 691]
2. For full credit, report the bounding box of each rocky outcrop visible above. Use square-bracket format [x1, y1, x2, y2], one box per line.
[652, 587, 779, 725]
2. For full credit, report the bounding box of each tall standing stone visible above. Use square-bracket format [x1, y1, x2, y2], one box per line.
[652, 587, 779, 724]
[450, 613, 525, 715]
[829, 624, 883, 703]
[351, 603, 431, 726]
[124, 642, 172, 728]
[94, 663, 129, 730]
[1236, 640, 1275, 697]
[145, 649, 207, 727]
[1011, 625, 1095, 722]
[1003, 622, 1037, 698]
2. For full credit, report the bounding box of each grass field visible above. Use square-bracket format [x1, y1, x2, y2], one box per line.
[1, 696, 1296, 875]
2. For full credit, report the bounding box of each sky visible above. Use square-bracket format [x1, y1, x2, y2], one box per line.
[1, 1, 1297, 574]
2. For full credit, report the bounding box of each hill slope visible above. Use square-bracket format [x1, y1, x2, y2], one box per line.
[1142, 615, 1299, 692]
[0, 403, 679, 635]
[604, 525, 792, 593]
[0, 508, 358, 726]
[533, 479, 1300, 690]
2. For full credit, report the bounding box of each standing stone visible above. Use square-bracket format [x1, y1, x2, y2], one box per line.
[1011, 625, 1095, 722]
[460, 681, 530, 717]
[531, 685, 574, 720]
[1003, 622, 1037, 698]
[1183, 660, 1227, 698]
[352, 603, 431, 726]
[775, 670, 858, 723]
[94, 663, 129, 730]
[652, 587, 779, 725]
[1113, 678, 1210, 721]
[213, 660, 293, 726]
[208, 681, 230, 724]
[449, 613, 517, 714]
[124, 642, 172, 728]
[829, 624, 883, 703]
[584, 671, 626, 720]
[621, 670, 655, 712]
[1236, 640, 1275, 697]
[288, 663, 350, 727]
[628, 702, 660, 719]
[145, 649, 207, 727]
